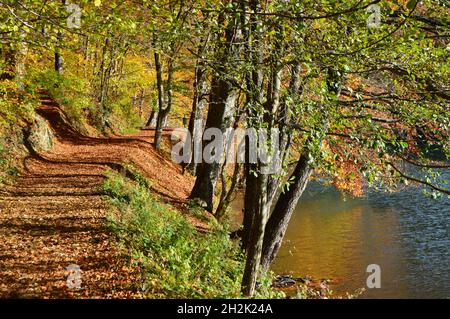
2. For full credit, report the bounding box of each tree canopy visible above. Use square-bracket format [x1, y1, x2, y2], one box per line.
[1, 0, 448, 297]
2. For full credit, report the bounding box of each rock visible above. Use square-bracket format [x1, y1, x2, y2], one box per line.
[28, 114, 55, 152]
[273, 275, 297, 287]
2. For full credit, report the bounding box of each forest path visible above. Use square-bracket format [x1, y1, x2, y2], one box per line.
[0, 96, 193, 298]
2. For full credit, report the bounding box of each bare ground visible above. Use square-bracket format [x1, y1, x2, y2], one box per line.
[0, 97, 196, 298]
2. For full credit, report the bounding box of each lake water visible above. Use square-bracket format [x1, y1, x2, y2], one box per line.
[270, 175, 449, 299]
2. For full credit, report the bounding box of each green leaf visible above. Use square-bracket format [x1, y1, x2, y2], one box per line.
[407, 0, 418, 10]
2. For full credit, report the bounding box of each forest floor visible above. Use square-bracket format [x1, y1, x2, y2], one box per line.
[0, 96, 197, 298]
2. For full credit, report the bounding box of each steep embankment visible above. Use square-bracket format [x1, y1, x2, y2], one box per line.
[0, 96, 195, 298]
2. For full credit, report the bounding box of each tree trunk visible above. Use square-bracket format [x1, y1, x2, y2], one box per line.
[55, 0, 67, 75]
[154, 109, 169, 149]
[189, 12, 240, 212]
[132, 94, 137, 109]
[146, 110, 157, 127]
[241, 0, 264, 252]
[189, 75, 237, 211]
[260, 153, 312, 271]
[215, 162, 242, 220]
[241, 169, 269, 297]
[83, 35, 90, 60]
[139, 88, 145, 117]
[186, 65, 208, 175]
[54, 50, 63, 74]
[153, 47, 165, 149]
[267, 62, 302, 205]
[242, 160, 258, 251]
[153, 36, 175, 150]
[97, 38, 109, 109]
[17, 51, 26, 89]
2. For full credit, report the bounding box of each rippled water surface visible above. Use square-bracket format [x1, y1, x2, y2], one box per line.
[270, 174, 449, 298]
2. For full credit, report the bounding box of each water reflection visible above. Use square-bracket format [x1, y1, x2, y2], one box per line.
[270, 181, 449, 298]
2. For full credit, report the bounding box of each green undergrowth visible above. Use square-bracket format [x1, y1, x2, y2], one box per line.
[0, 142, 19, 185]
[31, 70, 95, 133]
[102, 170, 284, 299]
[103, 170, 243, 298]
[31, 69, 144, 135]
[102, 168, 351, 299]
[0, 80, 37, 185]
[0, 80, 37, 130]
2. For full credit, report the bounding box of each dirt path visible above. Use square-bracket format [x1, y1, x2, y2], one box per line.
[0, 97, 194, 298]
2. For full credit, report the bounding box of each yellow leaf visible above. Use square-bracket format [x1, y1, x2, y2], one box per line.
[94, 0, 101, 7]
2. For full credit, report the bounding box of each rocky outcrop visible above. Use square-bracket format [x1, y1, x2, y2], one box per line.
[27, 113, 55, 152]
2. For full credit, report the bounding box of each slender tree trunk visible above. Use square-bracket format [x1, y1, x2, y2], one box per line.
[146, 110, 157, 127]
[242, 161, 258, 250]
[153, 47, 165, 149]
[153, 36, 175, 150]
[132, 94, 137, 109]
[260, 153, 312, 271]
[16, 35, 28, 89]
[84, 35, 90, 60]
[241, 169, 269, 297]
[215, 162, 242, 220]
[154, 109, 168, 149]
[54, 50, 63, 74]
[139, 88, 145, 117]
[241, 0, 265, 252]
[55, 0, 67, 75]
[187, 65, 208, 175]
[240, 1, 272, 289]
[267, 62, 302, 204]
[97, 38, 108, 107]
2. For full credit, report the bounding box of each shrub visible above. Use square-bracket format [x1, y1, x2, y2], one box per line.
[30, 70, 92, 130]
[103, 171, 246, 298]
[0, 80, 36, 185]
[0, 79, 36, 130]
[0, 141, 20, 185]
